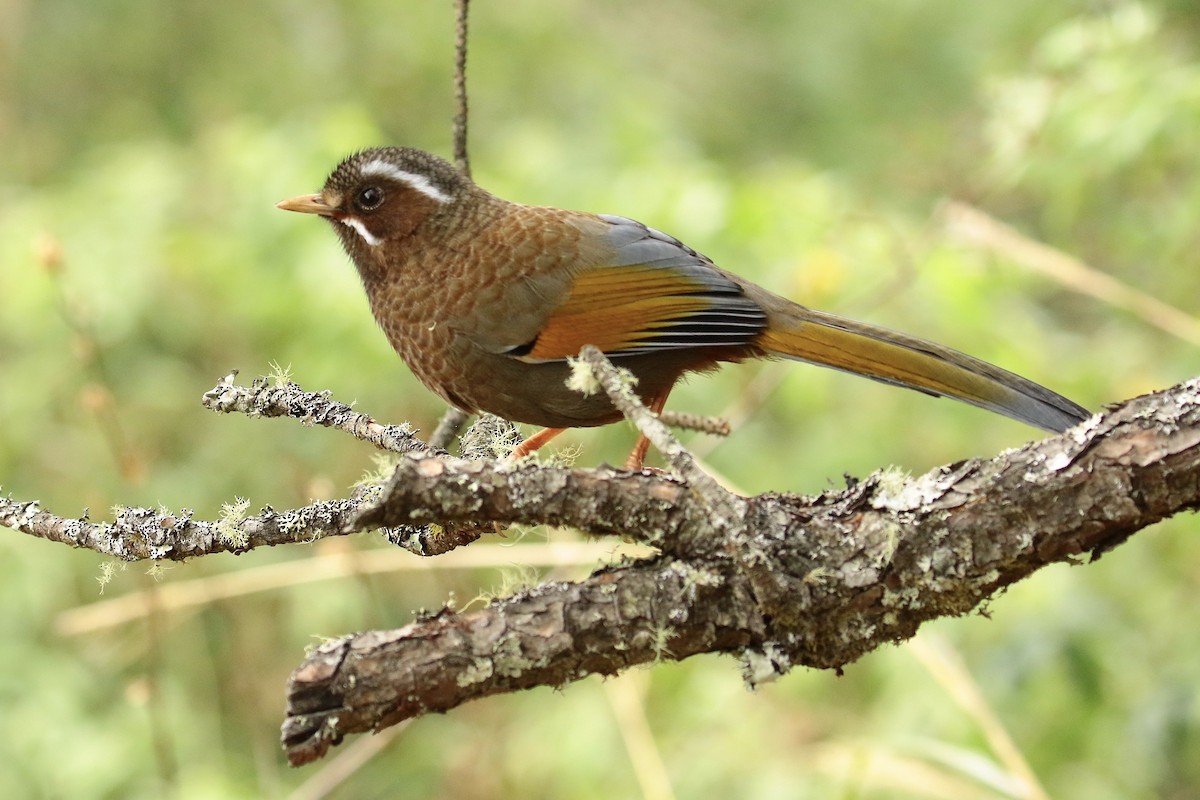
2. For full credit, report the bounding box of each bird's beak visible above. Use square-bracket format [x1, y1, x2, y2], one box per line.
[276, 193, 336, 216]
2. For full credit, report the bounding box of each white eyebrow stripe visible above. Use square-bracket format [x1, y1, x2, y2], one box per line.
[359, 159, 452, 204]
[340, 216, 383, 246]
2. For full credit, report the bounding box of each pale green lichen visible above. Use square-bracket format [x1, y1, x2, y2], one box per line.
[650, 626, 677, 663]
[459, 564, 542, 612]
[456, 658, 494, 687]
[216, 497, 251, 548]
[96, 560, 122, 594]
[493, 633, 539, 677]
[268, 360, 294, 387]
[460, 414, 523, 460]
[542, 443, 582, 467]
[145, 562, 171, 580]
[565, 354, 638, 396]
[803, 566, 835, 585]
[492, 565, 542, 600]
[877, 520, 902, 567]
[672, 560, 722, 594]
[565, 357, 601, 395]
[355, 453, 402, 488]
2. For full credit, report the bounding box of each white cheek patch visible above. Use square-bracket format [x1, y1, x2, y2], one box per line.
[360, 159, 453, 204]
[340, 216, 383, 247]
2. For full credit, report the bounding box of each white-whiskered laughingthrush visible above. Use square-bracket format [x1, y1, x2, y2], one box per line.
[278, 147, 1089, 466]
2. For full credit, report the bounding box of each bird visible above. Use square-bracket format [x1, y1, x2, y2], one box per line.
[277, 146, 1089, 467]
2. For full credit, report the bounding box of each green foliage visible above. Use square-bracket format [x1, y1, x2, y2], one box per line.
[2, 1, 1199, 797]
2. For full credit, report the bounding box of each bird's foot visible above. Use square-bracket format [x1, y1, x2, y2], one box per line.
[504, 426, 566, 463]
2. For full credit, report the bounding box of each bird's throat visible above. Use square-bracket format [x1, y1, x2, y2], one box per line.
[338, 215, 383, 247]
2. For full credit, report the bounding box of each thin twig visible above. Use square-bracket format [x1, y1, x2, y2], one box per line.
[658, 410, 730, 437]
[430, 406, 470, 450]
[436, 0, 475, 451]
[140, 576, 179, 792]
[0, 495, 360, 561]
[576, 346, 738, 516]
[39, 234, 144, 482]
[604, 673, 677, 800]
[908, 634, 1050, 800]
[201, 374, 437, 456]
[202, 374, 497, 554]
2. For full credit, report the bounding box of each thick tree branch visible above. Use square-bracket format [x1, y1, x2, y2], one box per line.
[280, 374, 1200, 765]
[6, 366, 1200, 766]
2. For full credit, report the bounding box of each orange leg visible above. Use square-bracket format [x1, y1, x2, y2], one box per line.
[507, 427, 567, 461]
[624, 392, 669, 470]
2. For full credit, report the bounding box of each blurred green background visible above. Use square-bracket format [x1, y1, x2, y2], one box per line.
[2, 0, 1199, 797]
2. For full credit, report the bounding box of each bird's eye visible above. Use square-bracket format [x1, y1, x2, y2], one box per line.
[354, 186, 385, 212]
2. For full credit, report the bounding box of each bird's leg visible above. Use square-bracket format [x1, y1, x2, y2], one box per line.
[506, 390, 668, 467]
[506, 427, 567, 462]
[624, 392, 669, 470]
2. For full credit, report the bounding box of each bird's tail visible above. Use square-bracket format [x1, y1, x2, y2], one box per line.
[755, 305, 1089, 433]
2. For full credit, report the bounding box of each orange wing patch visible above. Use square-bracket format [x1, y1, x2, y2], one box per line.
[523, 265, 722, 361]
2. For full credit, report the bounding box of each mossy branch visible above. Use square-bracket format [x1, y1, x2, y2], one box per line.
[281, 367, 1200, 765]
[4, 366, 1200, 766]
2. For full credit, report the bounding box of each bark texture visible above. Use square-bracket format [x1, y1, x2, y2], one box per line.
[281, 376, 1200, 765]
[4, 371, 1199, 766]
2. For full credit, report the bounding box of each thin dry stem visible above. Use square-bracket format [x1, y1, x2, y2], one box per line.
[908, 635, 1050, 800]
[940, 200, 1200, 346]
[604, 673, 677, 800]
[576, 346, 737, 514]
[430, 406, 470, 450]
[658, 410, 731, 437]
[202, 375, 436, 456]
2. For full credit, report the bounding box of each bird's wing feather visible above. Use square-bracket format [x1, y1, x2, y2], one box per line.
[509, 215, 766, 362]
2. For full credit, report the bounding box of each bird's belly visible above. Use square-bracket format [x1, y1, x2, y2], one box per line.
[390, 324, 701, 429]
[430, 353, 627, 429]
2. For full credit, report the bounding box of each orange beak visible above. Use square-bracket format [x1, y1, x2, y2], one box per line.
[276, 193, 336, 216]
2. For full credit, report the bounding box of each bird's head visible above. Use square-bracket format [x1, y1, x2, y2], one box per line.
[278, 147, 473, 272]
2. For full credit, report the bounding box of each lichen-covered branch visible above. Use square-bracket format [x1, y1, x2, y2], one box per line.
[283, 558, 760, 764]
[351, 458, 711, 549]
[0, 495, 361, 561]
[199, 374, 488, 555]
[201, 372, 438, 457]
[0, 371, 718, 560]
[280, 377, 1200, 765]
[6, 365, 1200, 767]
